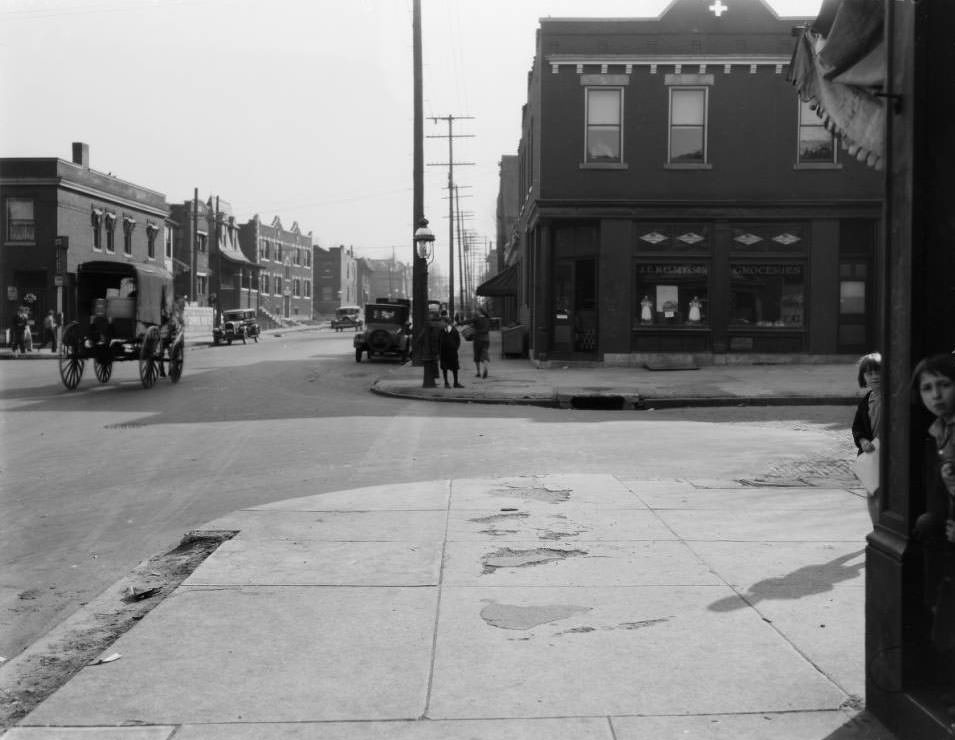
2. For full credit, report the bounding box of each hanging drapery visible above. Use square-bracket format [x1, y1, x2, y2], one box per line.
[788, 0, 885, 170]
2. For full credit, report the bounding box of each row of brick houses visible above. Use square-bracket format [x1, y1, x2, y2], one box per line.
[487, 0, 882, 364]
[0, 142, 409, 338]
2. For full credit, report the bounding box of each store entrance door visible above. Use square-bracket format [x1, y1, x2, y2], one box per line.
[837, 261, 870, 354]
[551, 258, 597, 357]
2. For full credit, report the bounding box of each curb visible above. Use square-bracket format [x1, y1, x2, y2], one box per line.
[0, 530, 236, 730]
[372, 382, 856, 410]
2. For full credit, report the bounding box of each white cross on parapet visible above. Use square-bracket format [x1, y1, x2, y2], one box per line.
[709, 0, 728, 16]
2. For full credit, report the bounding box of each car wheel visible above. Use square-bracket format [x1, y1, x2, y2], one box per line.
[355, 347, 363, 363]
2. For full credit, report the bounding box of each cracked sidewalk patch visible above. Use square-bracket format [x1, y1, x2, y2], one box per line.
[479, 600, 592, 630]
[481, 546, 588, 574]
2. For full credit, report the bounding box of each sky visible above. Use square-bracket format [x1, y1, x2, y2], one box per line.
[0, 0, 821, 279]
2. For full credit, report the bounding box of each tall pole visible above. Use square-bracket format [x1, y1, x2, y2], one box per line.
[411, 0, 432, 385]
[447, 122, 455, 317]
[192, 187, 198, 302]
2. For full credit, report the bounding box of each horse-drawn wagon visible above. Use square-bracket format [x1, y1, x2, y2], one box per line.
[58, 261, 184, 390]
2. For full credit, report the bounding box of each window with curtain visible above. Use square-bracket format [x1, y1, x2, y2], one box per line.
[586, 87, 622, 163]
[797, 99, 835, 164]
[669, 88, 707, 163]
[6, 198, 35, 242]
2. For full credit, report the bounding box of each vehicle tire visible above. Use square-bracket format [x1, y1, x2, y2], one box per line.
[139, 326, 161, 389]
[355, 347, 363, 363]
[227, 339, 232, 346]
[93, 358, 113, 384]
[58, 322, 85, 391]
[168, 339, 184, 383]
[214, 336, 220, 346]
[400, 346, 409, 364]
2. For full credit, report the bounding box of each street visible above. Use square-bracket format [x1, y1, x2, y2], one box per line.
[0, 328, 856, 662]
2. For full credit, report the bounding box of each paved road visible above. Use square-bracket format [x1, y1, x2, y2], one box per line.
[0, 330, 858, 661]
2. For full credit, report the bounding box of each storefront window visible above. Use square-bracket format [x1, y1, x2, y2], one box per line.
[730, 263, 804, 327]
[635, 263, 708, 326]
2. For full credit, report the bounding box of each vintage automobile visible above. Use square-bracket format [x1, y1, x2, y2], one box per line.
[214, 308, 260, 345]
[353, 300, 411, 363]
[330, 305, 363, 332]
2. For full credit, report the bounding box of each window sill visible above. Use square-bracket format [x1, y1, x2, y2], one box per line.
[793, 162, 843, 170]
[632, 324, 710, 331]
[664, 162, 712, 170]
[729, 325, 805, 332]
[579, 162, 628, 170]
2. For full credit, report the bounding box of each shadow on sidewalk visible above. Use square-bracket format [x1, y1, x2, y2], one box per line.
[708, 549, 866, 612]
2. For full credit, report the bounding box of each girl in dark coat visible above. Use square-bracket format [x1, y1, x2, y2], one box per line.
[852, 352, 882, 524]
[438, 316, 463, 388]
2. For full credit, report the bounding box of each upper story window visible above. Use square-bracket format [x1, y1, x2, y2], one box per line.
[6, 198, 36, 242]
[123, 216, 136, 255]
[262, 240, 270, 261]
[797, 99, 836, 165]
[146, 223, 158, 259]
[164, 225, 173, 259]
[668, 87, 708, 165]
[104, 212, 116, 253]
[261, 273, 270, 294]
[196, 231, 207, 253]
[91, 208, 103, 250]
[585, 87, 623, 164]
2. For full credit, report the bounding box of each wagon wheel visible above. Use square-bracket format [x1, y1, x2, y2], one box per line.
[168, 337, 184, 383]
[93, 357, 113, 384]
[58, 323, 86, 390]
[139, 326, 162, 389]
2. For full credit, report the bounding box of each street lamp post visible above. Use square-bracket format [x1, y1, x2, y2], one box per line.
[414, 219, 436, 388]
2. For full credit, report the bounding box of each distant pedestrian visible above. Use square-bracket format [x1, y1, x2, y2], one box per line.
[438, 315, 463, 388]
[467, 305, 491, 379]
[852, 352, 882, 524]
[42, 309, 57, 352]
[11, 306, 29, 356]
[910, 353, 955, 656]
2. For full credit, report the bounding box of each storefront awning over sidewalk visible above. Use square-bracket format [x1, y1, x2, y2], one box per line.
[476, 263, 519, 297]
[788, 0, 885, 170]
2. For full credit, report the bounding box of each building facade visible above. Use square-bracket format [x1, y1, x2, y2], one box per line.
[510, 0, 882, 364]
[169, 195, 211, 307]
[0, 142, 169, 336]
[240, 215, 313, 321]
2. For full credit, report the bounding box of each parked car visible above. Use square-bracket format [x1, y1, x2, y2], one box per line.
[353, 301, 411, 362]
[214, 308, 260, 345]
[331, 305, 363, 332]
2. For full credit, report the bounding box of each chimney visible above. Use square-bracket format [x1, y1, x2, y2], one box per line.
[71, 142, 89, 168]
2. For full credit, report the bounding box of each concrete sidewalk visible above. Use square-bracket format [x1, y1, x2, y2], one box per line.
[372, 341, 859, 409]
[3, 474, 895, 739]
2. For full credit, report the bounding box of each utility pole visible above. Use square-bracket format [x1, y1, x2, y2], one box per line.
[411, 0, 432, 383]
[427, 115, 473, 318]
[191, 188, 198, 302]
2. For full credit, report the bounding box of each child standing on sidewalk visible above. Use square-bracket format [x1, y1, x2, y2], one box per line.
[852, 352, 882, 524]
[911, 353, 955, 661]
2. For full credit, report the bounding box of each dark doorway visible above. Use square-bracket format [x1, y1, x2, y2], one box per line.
[552, 258, 597, 357]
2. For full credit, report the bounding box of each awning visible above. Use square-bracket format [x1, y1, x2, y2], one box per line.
[476, 263, 519, 297]
[788, 0, 884, 170]
[219, 248, 252, 266]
